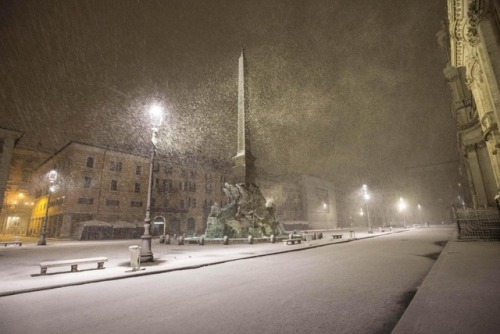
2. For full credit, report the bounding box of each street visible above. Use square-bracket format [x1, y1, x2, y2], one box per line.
[0, 228, 452, 334]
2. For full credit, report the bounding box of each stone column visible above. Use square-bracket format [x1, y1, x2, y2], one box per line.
[465, 144, 488, 206]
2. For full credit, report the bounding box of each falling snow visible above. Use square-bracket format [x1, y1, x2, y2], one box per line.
[0, 0, 457, 187]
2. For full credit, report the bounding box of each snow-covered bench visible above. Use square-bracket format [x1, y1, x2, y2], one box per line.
[283, 238, 302, 245]
[0, 241, 22, 247]
[39, 257, 108, 275]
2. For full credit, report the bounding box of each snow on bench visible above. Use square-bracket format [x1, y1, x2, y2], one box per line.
[283, 238, 302, 245]
[39, 257, 108, 275]
[0, 241, 22, 247]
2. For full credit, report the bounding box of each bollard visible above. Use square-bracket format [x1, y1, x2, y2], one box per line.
[165, 234, 170, 244]
[159, 235, 165, 244]
[248, 235, 254, 244]
[270, 234, 276, 243]
[129, 245, 141, 271]
[178, 235, 184, 245]
[305, 233, 312, 245]
[223, 235, 229, 245]
[350, 230, 356, 239]
[199, 235, 205, 246]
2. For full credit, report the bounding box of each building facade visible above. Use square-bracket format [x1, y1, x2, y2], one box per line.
[0, 145, 50, 235]
[445, 0, 500, 206]
[0, 127, 23, 228]
[27, 142, 231, 239]
[2, 140, 341, 240]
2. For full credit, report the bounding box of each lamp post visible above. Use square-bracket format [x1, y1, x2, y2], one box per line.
[362, 184, 372, 233]
[141, 103, 164, 262]
[417, 204, 423, 226]
[398, 197, 407, 229]
[322, 202, 328, 230]
[38, 170, 57, 246]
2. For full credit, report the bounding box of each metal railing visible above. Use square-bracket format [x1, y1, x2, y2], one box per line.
[452, 207, 500, 240]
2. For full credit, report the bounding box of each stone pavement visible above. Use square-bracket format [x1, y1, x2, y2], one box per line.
[392, 231, 500, 334]
[1, 226, 499, 334]
[0, 228, 395, 296]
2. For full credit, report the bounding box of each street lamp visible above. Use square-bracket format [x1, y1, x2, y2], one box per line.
[362, 184, 373, 233]
[141, 103, 164, 262]
[322, 202, 328, 230]
[417, 204, 423, 226]
[398, 197, 407, 229]
[38, 169, 57, 246]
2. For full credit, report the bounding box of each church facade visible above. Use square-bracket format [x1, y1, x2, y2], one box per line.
[444, 0, 500, 207]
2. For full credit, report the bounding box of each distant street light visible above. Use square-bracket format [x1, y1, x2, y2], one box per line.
[362, 184, 373, 233]
[398, 197, 407, 229]
[141, 103, 164, 262]
[38, 170, 58, 246]
[322, 202, 328, 230]
[417, 204, 423, 226]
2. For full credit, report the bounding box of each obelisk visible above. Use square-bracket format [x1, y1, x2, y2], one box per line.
[232, 49, 255, 185]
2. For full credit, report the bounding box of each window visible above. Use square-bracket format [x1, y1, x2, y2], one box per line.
[109, 161, 122, 172]
[134, 182, 140, 193]
[111, 180, 118, 191]
[131, 201, 142, 207]
[191, 198, 196, 208]
[189, 182, 196, 192]
[86, 157, 94, 168]
[84, 177, 91, 188]
[136, 165, 142, 175]
[105, 199, 119, 206]
[77, 197, 94, 205]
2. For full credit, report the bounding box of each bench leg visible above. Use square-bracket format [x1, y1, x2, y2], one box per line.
[41, 267, 47, 275]
[97, 262, 104, 269]
[71, 264, 78, 272]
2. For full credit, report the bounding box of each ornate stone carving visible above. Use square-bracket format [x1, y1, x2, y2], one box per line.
[466, 1, 483, 46]
[205, 182, 279, 238]
[465, 57, 483, 88]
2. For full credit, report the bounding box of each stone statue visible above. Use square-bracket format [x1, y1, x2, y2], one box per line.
[204, 182, 279, 239]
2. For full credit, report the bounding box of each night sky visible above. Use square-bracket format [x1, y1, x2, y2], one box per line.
[0, 0, 457, 188]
